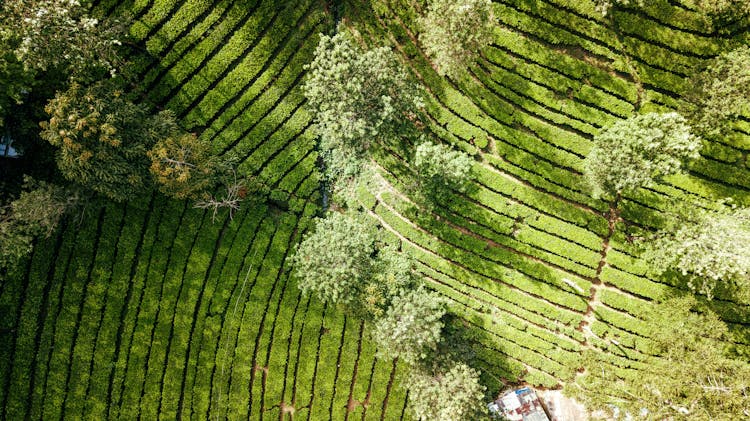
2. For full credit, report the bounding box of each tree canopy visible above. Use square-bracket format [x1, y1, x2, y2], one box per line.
[408, 361, 487, 421]
[291, 212, 376, 306]
[148, 132, 218, 200]
[583, 112, 701, 198]
[302, 30, 423, 181]
[646, 205, 750, 302]
[414, 140, 474, 193]
[417, 0, 495, 77]
[40, 80, 181, 202]
[571, 296, 750, 419]
[685, 45, 750, 137]
[371, 287, 446, 364]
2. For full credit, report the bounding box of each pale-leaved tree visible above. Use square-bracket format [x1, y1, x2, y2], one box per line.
[685, 45, 750, 137]
[372, 287, 446, 364]
[291, 212, 376, 306]
[418, 0, 495, 77]
[302, 30, 423, 181]
[408, 361, 487, 421]
[583, 112, 701, 198]
[569, 296, 750, 419]
[646, 205, 750, 301]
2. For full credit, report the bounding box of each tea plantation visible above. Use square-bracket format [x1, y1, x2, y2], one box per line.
[1, 0, 749, 419]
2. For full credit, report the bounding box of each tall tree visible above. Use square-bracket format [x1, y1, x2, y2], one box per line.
[408, 361, 487, 421]
[148, 131, 217, 200]
[0, 177, 79, 275]
[583, 112, 701, 198]
[291, 212, 376, 306]
[0, 0, 128, 81]
[646, 205, 750, 302]
[685, 45, 750, 137]
[302, 29, 423, 180]
[371, 287, 446, 364]
[40, 80, 178, 202]
[569, 296, 750, 419]
[414, 140, 474, 193]
[418, 0, 495, 77]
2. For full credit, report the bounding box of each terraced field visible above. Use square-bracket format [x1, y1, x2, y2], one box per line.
[2, 0, 750, 419]
[349, 0, 750, 395]
[0, 1, 412, 419]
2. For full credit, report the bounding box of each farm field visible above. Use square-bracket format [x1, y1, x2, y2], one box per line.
[1, 0, 749, 419]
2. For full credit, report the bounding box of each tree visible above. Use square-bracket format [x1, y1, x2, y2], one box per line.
[569, 296, 750, 419]
[685, 45, 750, 137]
[646, 205, 750, 301]
[0, 0, 128, 81]
[361, 244, 417, 318]
[408, 361, 487, 421]
[0, 177, 79, 275]
[40, 80, 178, 202]
[371, 288, 446, 364]
[583, 112, 701, 198]
[414, 141, 473, 193]
[302, 30, 423, 180]
[418, 0, 495, 77]
[291, 212, 376, 306]
[148, 132, 217, 200]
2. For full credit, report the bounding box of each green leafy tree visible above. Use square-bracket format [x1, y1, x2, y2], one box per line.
[685, 45, 750, 137]
[372, 288, 446, 364]
[414, 141, 473, 193]
[0, 177, 79, 275]
[0, 0, 128, 80]
[40, 80, 177, 202]
[409, 361, 487, 421]
[646, 205, 750, 301]
[148, 132, 217, 200]
[362, 244, 417, 318]
[418, 0, 495, 77]
[569, 296, 750, 419]
[302, 30, 423, 180]
[583, 112, 701, 198]
[291, 212, 376, 306]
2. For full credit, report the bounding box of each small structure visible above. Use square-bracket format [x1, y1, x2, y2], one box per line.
[0, 130, 21, 158]
[488, 387, 550, 421]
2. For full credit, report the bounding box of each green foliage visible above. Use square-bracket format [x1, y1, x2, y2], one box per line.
[646, 206, 750, 302]
[362, 244, 417, 318]
[583, 112, 701, 198]
[302, 29, 423, 181]
[414, 140, 473, 193]
[291, 212, 376, 306]
[685, 45, 750, 137]
[0, 177, 78, 275]
[408, 361, 487, 421]
[570, 296, 750, 419]
[40, 80, 178, 202]
[593, 0, 644, 17]
[417, 0, 495, 77]
[372, 287, 446, 364]
[0, 0, 129, 80]
[147, 132, 217, 200]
